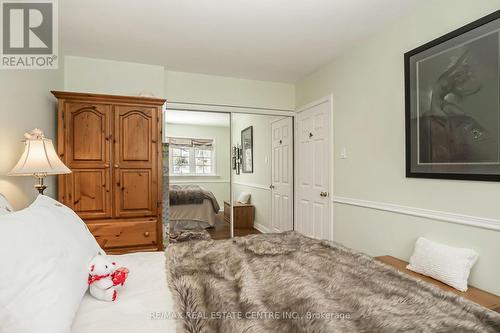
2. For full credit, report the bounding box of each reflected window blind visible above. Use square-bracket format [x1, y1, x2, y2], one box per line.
[168, 137, 215, 175]
[168, 137, 214, 150]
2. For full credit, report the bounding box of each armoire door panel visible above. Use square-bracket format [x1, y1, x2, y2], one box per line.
[69, 169, 111, 219]
[115, 169, 156, 217]
[114, 106, 156, 168]
[65, 103, 111, 168]
[122, 112, 150, 161]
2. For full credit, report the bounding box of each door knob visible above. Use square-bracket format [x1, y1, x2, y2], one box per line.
[269, 184, 275, 189]
[309, 132, 313, 138]
[320, 191, 329, 197]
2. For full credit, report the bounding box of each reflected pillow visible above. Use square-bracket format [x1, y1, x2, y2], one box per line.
[237, 191, 251, 204]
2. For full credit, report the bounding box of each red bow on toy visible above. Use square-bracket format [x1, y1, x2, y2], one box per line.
[111, 267, 129, 286]
[88, 274, 110, 285]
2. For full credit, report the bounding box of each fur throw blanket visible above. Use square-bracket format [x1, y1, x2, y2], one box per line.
[169, 229, 212, 243]
[169, 185, 220, 213]
[165, 232, 500, 332]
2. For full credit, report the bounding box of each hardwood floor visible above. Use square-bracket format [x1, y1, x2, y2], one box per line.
[207, 212, 261, 240]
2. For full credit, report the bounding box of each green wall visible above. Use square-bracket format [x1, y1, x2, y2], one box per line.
[165, 70, 295, 110]
[295, 0, 500, 294]
[63, 56, 295, 110]
[0, 68, 63, 209]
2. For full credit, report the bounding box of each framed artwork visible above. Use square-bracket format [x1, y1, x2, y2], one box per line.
[405, 10, 500, 181]
[241, 126, 253, 173]
[232, 144, 242, 175]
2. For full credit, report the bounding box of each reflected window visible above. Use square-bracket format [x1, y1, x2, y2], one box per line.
[168, 137, 215, 176]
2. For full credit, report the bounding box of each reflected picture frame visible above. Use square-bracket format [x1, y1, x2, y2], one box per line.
[241, 126, 253, 173]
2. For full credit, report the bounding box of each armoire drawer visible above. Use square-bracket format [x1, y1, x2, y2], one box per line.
[87, 219, 157, 249]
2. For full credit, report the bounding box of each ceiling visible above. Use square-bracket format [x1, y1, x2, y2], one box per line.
[166, 110, 230, 127]
[60, 0, 420, 83]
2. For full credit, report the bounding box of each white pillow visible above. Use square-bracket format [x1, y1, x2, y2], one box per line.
[237, 191, 251, 204]
[0, 193, 13, 215]
[406, 237, 478, 292]
[0, 195, 103, 333]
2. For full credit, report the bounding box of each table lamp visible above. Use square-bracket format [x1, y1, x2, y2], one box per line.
[8, 128, 71, 194]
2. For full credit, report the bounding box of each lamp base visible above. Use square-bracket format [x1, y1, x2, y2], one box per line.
[34, 175, 47, 195]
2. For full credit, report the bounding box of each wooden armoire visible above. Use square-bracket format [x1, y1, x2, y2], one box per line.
[52, 91, 165, 254]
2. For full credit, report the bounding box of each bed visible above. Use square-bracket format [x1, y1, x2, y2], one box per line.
[2, 195, 500, 332]
[72, 252, 176, 332]
[169, 184, 220, 229]
[0, 195, 178, 333]
[166, 232, 500, 332]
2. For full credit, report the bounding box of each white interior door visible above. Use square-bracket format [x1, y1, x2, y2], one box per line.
[271, 117, 293, 232]
[295, 98, 332, 240]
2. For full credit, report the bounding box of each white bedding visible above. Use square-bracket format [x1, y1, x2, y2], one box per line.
[72, 252, 177, 333]
[170, 199, 217, 229]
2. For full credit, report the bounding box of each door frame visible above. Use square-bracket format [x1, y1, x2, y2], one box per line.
[165, 102, 295, 238]
[294, 94, 334, 240]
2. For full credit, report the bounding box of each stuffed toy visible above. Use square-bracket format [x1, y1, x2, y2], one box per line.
[87, 254, 129, 301]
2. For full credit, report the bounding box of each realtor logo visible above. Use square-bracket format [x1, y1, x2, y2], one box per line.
[1, 0, 58, 69]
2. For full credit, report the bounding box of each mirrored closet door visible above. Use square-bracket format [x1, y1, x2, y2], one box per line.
[165, 110, 232, 241]
[231, 114, 294, 236]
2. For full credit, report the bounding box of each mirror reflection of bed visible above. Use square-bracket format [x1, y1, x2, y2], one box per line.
[165, 110, 294, 242]
[231, 114, 294, 236]
[165, 110, 232, 240]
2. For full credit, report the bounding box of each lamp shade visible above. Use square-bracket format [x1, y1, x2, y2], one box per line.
[9, 132, 71, 176]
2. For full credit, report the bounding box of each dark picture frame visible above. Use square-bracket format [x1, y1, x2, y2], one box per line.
[241, 126, 253, 173]
[405, 10, 500, 181]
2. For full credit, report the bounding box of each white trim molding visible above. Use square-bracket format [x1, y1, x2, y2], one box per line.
[166, 101, 295, 116]
[170, 179, 230, 184]
[333, 196, 500, 232]
[232, 181, 270, 191]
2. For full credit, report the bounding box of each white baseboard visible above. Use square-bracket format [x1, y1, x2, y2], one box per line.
[333, 196, 500, 232]
[254, 222, 271, 233]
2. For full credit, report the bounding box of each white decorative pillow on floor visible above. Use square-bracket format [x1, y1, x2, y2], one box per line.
[407, 237, 478, 292]
[0, 195, 103, 333]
